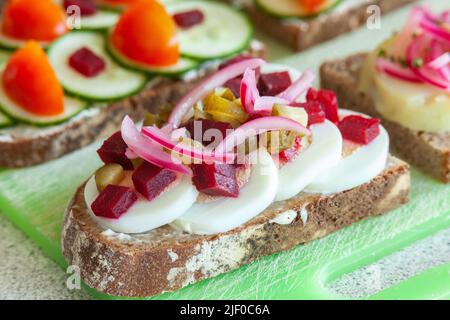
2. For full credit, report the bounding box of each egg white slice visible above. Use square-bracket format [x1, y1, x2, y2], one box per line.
[275, 120, 343, 201]
[305, 110, 389, 194]
[172, 148, 278, 235]
[84, 175, 198, 234]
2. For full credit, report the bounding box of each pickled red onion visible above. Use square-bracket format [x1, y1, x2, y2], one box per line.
[240, 68, 289, 116]
[141, 125, 235, 163]
[375, 58, 421, 83]
[277, 70, 315, 103]
[167, 58, 266, 129]
[215, 116, 311, 153]
[121, 116, 192, 176]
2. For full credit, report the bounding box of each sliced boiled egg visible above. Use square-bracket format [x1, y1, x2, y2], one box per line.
[275, 120, 343, 201]
[172, 147, 278, 235]
[84, 175, 198, 234]
[305, 110, 389, 194]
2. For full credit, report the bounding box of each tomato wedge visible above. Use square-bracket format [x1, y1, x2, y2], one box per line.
[2, 0, 68, 42]
[2, 41, 64, 116]
[111, 0, 179, 66]
[299, 0, 326, 13]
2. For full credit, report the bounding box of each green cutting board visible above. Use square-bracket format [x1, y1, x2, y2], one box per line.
[0, 0, 449, 300]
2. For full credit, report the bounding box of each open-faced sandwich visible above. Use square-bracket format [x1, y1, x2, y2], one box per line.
[62, 57, 410, 298]
[321, 6, 450, 182]
[0, 0, 263, 167]
[226, 0, 415, 51]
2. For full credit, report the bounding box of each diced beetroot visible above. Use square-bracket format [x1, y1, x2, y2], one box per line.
[191, 162, 239, 197]
[292, 101, 326, 126]
[306, 88, 339, 123]
[185, 119, 232, 147]
[257, 71, 292, 96]
[224, 77, 242, 98]
[63, 0, 97, 16]
[132, 162, 177, 201]
[279, 135, 302, 165]
[317, 89, 339, 123]
[91, 185, 137, 219]
[219, 54, 260, 93]
[68, 47, 105, 77]
[306, 88, 319, 102]
[97, 131, 134, 170]
[173, 9, 204, 29]
[338, 115, 381, 145]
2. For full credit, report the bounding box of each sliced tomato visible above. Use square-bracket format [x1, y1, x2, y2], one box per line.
[2, 41, 64, 116]
[299, 0, 326, 13]
[111, 0, 179, 67]
[99, 0, 139, 5]
[2, 0, 68, 42]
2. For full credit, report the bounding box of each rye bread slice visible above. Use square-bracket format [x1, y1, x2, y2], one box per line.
[320, 53, 450, 183]
[0, 42, 266, 168]
[62, 156, 410, 298]
[232, 0, 415, 52]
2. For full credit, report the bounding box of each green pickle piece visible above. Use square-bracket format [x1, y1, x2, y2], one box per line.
[272, 104, 308, 127]
[95, 163, 126, 192]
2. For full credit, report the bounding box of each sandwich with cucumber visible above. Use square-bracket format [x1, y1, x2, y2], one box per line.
[227, 0, 415, 51]
[321, 6, 450, 182]
[0, 0, 263, 167]
[62, 58, 410, 298]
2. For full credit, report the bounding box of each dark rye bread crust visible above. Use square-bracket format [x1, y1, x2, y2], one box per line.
[62, 156, 409, 298]
[320, 53, 450, 183]
[236, 0, 415, 52]
[0, 43, 265, 168]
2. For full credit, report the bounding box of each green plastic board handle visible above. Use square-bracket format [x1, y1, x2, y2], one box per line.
[0, 0, 449, 299]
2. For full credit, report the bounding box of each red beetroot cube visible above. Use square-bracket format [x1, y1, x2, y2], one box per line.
[97, 131, 134, 170]
[258, 71, 292, 96]
[132, 162, 177, 201]
[293, 101, 326, 126]
[191, 162, 239, 197]
[317, 89, 339, 123]
[173, 9, 204, 29]
[306, 88, 339, 123]
[185, 119, 232, 147]
[63, 0, 97, 16]
[224, 77, 242, 98]
[91, 185, 137, 219]
[279, 135, 302, 165]
[338, 115, 381, 145]
[306, 88, 319, 101]
[69, 47, 106, 77]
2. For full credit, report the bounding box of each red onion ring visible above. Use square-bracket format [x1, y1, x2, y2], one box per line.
[214, 116, 311, 153]
[121, 116, 192, 176]
[141, 125, 236, 163]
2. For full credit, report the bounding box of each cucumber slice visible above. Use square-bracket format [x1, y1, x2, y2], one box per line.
[0, 28, 51, 50]
[0, 50, 10, 65]
[166, 1, 253, 60]
[79, 10, 120, 31]
[0, 111, 14, 128]
[106, 37, 200, 76]
[48, 31, 148, 102]
[255, 0, 341, 19]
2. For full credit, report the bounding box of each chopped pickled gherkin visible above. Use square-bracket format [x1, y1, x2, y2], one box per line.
[194, 102, 209, 120]
[215, 87, 236, 101]
[131, 158, 144, 169]
[95, 163, 125, 192]
[143, 113, 164, 128]
[203, 92, 248, 124]
[272, 104, 308, 127]
[260, 130, 297, 154]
